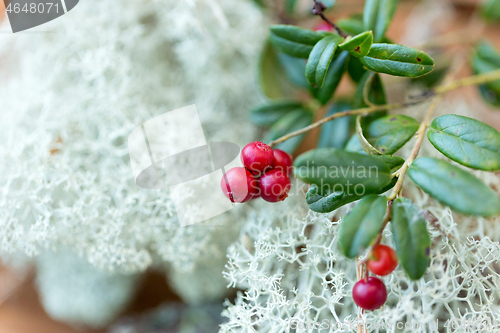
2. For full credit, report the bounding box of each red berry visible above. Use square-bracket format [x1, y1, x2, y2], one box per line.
[314, 22, 333, 32]
[367, 245, 398, 276]
[220, 167, 258, 203]
[272, 149, 293, 176]
[259, 169, 291, 202]
[352, 277, 387, 311]
[240, 141, 274, 176]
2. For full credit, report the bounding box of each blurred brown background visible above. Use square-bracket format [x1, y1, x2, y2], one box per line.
[0, 0, 499, 332]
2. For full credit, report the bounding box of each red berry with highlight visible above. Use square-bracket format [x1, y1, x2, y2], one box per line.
[352, 277, 387, 311]
[259, 169, 291, 202]
[240, 141, 274, 175]
[367, 245, 398, 276]
[272, 149, 293, 176]
[220, 167, 258, 203]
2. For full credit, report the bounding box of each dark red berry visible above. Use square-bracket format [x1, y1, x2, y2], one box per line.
[240, 141, 274, 175]
[220, 167, 258, 203]
[367, 245, 398, 276]
[272, 149, 293, 176]
[259, 169, 291, 202]
[352, 277, 387, 311]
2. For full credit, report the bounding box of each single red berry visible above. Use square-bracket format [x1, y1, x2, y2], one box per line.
[272, 149, 293, 176]
[352, 277, 387, 311]
[314, 21, 333, 32]
[220, 167, 258, 203]
[367, 245, 398, 276]
[240, 141, 274, 176]
[259, 169, 291, 202]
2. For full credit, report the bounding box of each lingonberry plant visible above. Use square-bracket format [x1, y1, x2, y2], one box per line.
[247, 0, 500, 317]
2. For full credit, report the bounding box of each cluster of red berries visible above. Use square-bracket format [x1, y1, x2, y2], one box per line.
[352, 245, 398, 311]
[220, 141, 293, 203]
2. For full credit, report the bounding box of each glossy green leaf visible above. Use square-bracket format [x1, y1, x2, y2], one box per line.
[318, 102, 351, 149]
[482, 0, 500, 22]
[294, 148, 392, 193]
[270, 25, 329, 59]
[371, 155, 404, 172]
[408, 157, 500, 217]
[339, 31, 373, 58]
[264, 108, 313, 153]
[311, 50, 349, 105]
[250, 100, 304, 126]
[306, 178, 396, 213]
[428, 114, 500, 171]
[360, 44, 435, 77]
[339, 195, 388, 258]
[347, 56, 367, 82]
[471, 40, 500, 106]
[356, 114, 383, 155]
[363, 115, 419, 154]
[391, 197, 431, 280]
[306, 34, 344, 87]
[353, 71, 387, 126]
[363, 0, 398, 42]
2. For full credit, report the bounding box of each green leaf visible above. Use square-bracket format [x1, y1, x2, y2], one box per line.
[276, 52, 310, 88]
[270, 25, 329, 59]
[427, 114, 500, 171]
[337, 16, 366, 36]
[264, 108, 313, 153]
[363, 0, 398, 42]
[482, 0, 500, 22]
[363, 115, 419, 154]
[471, 40, 500, 106]
[371, 155, 405, 172]
[354, 71, 387, 108]
[391, 197, 431, 280]
[339, 31, 373, 58]
[347, 56, 367, 82]
[311, 50, 349, 105]
[408, 157, 500, 217]
[344, 134, 367, 154]
[353, 71, 387, 125]
[318, 102, 351, 149]
[339, 195, 388, 258]
[294, 148, 392, 193]
[410, 62, 449, 88]
[306, 178, 396, 213]
[285, 0, 298, 14]
[250, 100, 304, 126]
[305, 34, 344, 88]
[356, 114, 383, 155]
[360, 44, 435, 77]
[259, 40, 300, 99]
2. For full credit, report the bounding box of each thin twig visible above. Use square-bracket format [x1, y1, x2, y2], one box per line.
[267, 68, 500, 148]
[312, 0, 348, 38]
[268, 100, 418, 148]
[387, 97, 441, 200]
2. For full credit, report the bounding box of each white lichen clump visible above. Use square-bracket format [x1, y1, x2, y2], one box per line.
[221, 103, 500, 333]
[0, 0, 267, 326]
